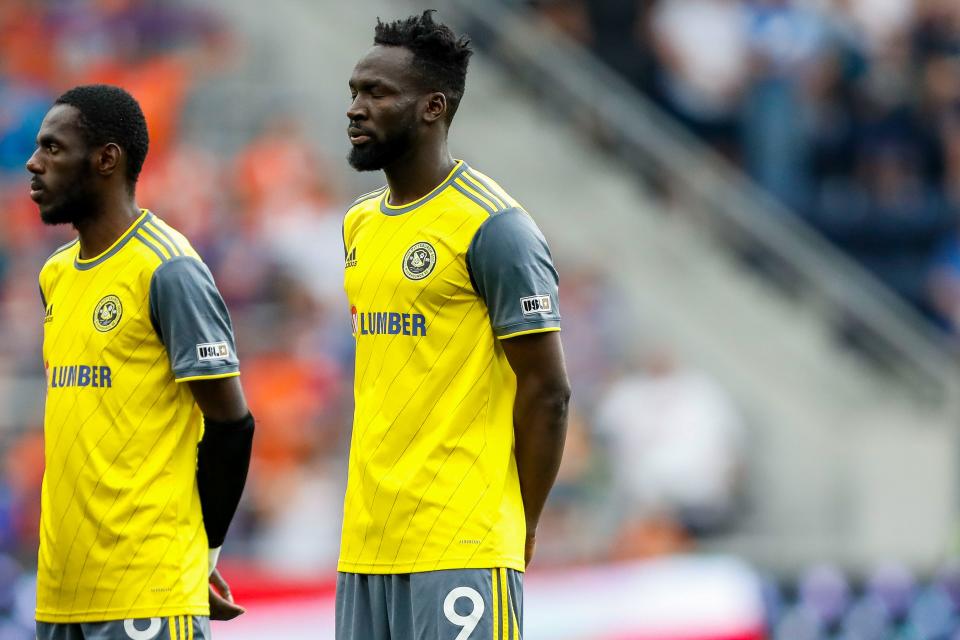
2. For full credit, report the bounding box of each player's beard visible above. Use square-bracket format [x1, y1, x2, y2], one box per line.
[348, 118, 417, 172]
[39, 164, 100, 227]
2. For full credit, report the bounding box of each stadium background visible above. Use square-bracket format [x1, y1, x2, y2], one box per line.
[3, 0, 960, 638]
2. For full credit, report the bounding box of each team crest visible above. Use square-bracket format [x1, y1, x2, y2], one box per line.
[93, 295, 122, 332]
[402, 242, 437, 281]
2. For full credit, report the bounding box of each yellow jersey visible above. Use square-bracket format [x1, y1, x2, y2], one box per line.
[36, 210, 241, 622]
[339, 161, 561, 574]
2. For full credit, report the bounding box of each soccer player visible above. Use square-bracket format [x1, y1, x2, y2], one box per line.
[339, 11, 571, 639]
[27, 85, 254, 640]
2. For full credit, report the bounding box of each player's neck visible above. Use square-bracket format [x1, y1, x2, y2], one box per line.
[384, 144, 455, 207]
[75, 195, 141, 260]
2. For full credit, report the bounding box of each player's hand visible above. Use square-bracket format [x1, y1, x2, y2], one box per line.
[524, 531, 536, 568]
[209, 568, 246, 621]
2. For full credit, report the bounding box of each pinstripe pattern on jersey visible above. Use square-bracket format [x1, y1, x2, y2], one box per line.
[340, 163, 532, 573]
[341, 209, 484, 564]
[37, 211, 212, 622]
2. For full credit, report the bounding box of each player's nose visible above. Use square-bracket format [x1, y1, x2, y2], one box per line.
[347, 97, 367, 121]
[26, 149, 43, 174]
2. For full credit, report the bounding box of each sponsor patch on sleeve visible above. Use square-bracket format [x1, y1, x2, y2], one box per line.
[196, 342, 231, 361]
[520, 295, 553, 316]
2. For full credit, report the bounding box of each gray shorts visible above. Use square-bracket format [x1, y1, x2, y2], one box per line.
[336, 568, 523, 640]
[37, 615, 210, 640]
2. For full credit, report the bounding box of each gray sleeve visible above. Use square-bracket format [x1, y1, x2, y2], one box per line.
[467, 208, 561, 338]
[149, 256, 240, 381]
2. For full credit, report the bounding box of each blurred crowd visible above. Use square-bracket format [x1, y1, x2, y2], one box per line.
[765, 561, 960, 640]
[533, 0, 960, 338]
[0, 5, 750, 631]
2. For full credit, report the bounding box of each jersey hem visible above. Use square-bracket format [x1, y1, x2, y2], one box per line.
[175, 370, 241, 383]
[337, 556, 526, 574]
[36, 604, 209, 623]
[498, 326, 561, 340]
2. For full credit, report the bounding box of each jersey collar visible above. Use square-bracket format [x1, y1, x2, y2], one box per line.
[379, 161, 466, 216]
[74, 209, 152, 271]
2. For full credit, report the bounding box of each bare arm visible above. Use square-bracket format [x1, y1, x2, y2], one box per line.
[502, 331, 571, 567]
[187, 376, 248, 421]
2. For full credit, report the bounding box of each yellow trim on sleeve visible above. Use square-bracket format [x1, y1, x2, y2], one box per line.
[497, 326, 561, 340]
[175, 371, 241, 383]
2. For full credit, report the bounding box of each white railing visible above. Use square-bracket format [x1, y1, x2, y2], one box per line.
[439, 0, 960, 404]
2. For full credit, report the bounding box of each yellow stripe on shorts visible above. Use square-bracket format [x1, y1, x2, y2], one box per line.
[168, 616, 177, 640]
[500, 569, 509, 640]
[491, 568, 499, 640]
[188, 615, 194, 640]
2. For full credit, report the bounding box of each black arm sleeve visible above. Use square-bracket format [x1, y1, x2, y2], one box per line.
[197, 412, 255, 548]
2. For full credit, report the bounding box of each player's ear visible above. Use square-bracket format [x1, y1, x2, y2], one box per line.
[96, 142, 122, 178]
[423, 92, 447, 124]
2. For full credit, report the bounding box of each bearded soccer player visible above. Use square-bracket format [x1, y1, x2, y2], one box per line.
[27, 85, 254, 640]
[339, 12, 571, 639]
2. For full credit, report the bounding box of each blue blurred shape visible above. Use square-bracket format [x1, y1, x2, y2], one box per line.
[867, 562, 917, 624]
[760, 572, 786, 627]
[907, 586, 955, 640]
[842, 595, 891, 640]
[0, 554, 20, 613]
[775, 604, 825, 640]
[933, 561, 960, 614]
[799, 563, 851, 629]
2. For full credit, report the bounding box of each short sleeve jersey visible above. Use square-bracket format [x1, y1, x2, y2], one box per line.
[340, 161, 561, 573]
[36, 210, 240, 623]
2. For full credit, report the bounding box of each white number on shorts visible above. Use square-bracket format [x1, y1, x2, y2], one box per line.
[123, 618, 161, 640]
[443, 586, 485, 640]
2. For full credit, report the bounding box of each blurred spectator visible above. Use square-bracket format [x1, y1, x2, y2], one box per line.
[650, 0, 750, 153]
[594, 349, 746, 537]
[811, 138, 953, 317]
[535, 0, 960, 335]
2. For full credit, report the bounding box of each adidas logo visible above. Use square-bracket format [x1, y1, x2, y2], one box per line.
[345, 246, 358, 268]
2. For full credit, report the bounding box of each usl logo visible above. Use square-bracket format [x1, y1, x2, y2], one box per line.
[196, 342, 230, 361]
[520, 295, 552, 315]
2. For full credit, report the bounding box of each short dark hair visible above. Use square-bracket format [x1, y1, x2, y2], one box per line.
[374, 10, 473, 123]
[55, 85, 150, 188]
